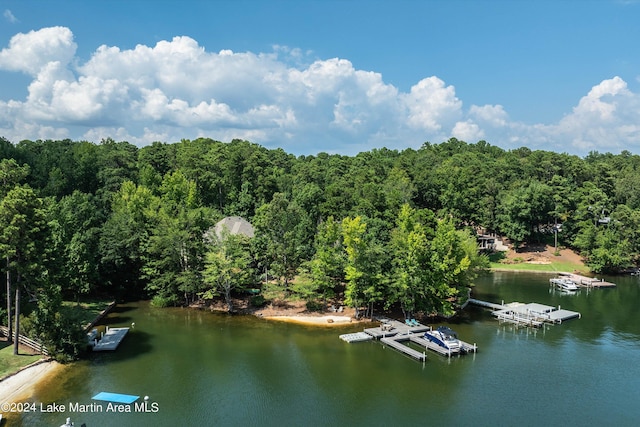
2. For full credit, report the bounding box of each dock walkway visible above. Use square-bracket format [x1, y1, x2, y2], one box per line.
[467, 299, 523, 311]
[380, 336, 427, 361]
[343, 318, 477, 361]
[363, 318, 430, 339]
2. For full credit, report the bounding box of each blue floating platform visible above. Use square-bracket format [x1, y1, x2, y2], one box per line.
[92, 392, 140, 404]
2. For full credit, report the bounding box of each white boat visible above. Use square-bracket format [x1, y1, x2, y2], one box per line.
[424, 326, 462, 352]
[550, 277, 579, 292]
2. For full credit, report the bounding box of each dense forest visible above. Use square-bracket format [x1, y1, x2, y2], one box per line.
[0, 136, 638, 359]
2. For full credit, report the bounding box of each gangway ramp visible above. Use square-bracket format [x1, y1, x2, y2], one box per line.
[380, 336, 426, 361]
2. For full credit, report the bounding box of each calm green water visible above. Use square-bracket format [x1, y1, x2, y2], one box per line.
[11, 272, 640, 426]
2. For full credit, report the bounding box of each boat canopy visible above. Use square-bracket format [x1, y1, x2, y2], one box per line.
[437, 326, 458, 338]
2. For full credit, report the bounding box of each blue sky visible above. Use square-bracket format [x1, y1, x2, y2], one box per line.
[1, 0, 640, 155]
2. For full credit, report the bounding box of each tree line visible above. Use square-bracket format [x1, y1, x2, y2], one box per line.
[0, 136, 637, 358]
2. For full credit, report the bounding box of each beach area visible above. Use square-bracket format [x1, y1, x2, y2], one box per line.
[263, 314, 354, 325]
[251, 298, 368, 326]
[0, 359, 63, 403]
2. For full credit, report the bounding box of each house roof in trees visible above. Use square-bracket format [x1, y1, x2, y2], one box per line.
[213, 216, 255, 239]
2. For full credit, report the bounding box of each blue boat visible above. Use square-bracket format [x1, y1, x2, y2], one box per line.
[424, 326, 463, 352]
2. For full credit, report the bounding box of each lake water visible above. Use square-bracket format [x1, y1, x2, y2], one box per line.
[10, 272, 640, 426]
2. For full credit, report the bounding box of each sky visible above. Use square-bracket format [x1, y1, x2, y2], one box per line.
[1, 0, 640, 156]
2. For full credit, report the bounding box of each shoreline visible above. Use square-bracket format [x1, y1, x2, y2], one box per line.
[263, 314, 358, 326]
[0, 263, 589, 405]
[490, 267, 590, 274]
[0, 299, 116, 406]
[0, 359, 64, 403]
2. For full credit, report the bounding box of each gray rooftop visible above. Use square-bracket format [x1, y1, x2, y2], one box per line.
[213, 216, 255, 240]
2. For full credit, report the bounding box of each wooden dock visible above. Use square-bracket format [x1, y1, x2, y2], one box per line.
[92, 327, 130, 351]
[469, 299, 581, 327]
[558, 272, 616, 288]
[363, 318, 430, 339]
[342, 318, 477, 360]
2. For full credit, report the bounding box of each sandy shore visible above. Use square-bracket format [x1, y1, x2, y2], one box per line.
[0, 359, 64, 403]
[263, 315, 354, 326]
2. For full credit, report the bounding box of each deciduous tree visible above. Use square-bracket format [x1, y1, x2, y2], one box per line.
[202, 231, 253, 312]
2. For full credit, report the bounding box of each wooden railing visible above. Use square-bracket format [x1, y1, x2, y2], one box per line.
[0, 325, 49, 355]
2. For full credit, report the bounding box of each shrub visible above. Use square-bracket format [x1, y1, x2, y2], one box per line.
[305, 300, 324, 312]
[151, 295, 177, 308]
[19, 313, 37, 339]
[250, 294, 267, 308]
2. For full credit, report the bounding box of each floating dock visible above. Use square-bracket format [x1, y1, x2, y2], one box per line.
[339, 332, 373, 343]
[469, 299, 580, 326]
[92, 392, 140, 404]
[92, 327, 130, 351]
[342, 318, 477, 361]
[558, 272, 616, 288]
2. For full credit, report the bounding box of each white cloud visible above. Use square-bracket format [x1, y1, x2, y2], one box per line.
[572, 76, 628, 121]
[2, 27, 640, 155]
[3, 9, 18, 23]
[0, 27, 76, 76]
[469, 104, 509, 127]
[0, 116, 69, 142]
[402, 77, 462, 132]
[452, 121, 484, 142]
[546, 77, 640, 152]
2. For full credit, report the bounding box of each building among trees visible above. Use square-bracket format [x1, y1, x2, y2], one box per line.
[212, 216, 255, 240]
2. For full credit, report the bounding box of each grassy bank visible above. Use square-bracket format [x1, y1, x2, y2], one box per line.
[0, 298, 113, 382]
[61, 298, 115, 329]
[490, 262, 590, 273]
[489, 249, 590, 274]
[0, 341, 42, 378]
